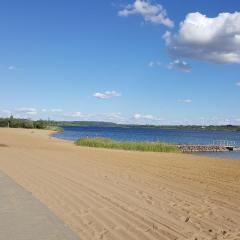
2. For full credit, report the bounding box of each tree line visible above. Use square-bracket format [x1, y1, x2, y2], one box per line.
[0, 116, 56, 129]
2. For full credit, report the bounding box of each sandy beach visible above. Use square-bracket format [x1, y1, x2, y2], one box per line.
[0, 128, 240, 240]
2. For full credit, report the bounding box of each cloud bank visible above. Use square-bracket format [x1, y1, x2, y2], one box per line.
[50, 108, 63, 113]
[2, 107, 240, 126]
[133, 113, 163, 123]
[119, 0, 174, 27]
[16, 108, 38, 116]
[164, 12, 240, 64]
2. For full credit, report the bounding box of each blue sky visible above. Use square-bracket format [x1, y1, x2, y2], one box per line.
[1, 0, 240, 125]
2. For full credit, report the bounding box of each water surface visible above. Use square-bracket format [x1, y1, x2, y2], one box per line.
[54, 126, 240, 160]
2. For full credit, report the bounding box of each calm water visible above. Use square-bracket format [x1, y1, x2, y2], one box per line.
[53, 126, 240, 160]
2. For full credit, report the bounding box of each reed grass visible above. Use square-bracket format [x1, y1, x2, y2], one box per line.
[75, 137, 180, 153]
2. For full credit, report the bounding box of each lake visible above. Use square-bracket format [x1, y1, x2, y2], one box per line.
[53, 126, 240, 160]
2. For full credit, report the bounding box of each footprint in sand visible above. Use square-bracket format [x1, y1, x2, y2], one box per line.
[136, 190, 154, 205]
[0, 144, 8, 147]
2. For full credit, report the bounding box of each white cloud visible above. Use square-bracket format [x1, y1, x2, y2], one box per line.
[41, 108, 63, 113]
[0, 110, 11, 117]
[50, 108, 63, 113]
[93, 91, 121, 99]
[16, 107, 38, 115]
[2, 110, 11, 114]
[133, 113, 163, 124]
[118, 0, 174, 28]
[164, 12, 240, 64]
[148, 61, 162, 67]
[96, 113, 125, 123]
[178, 99, 192, 104]
[67, 112, 82, 117]
[167, 59, 191, 72]
[63, 112, 126, 124]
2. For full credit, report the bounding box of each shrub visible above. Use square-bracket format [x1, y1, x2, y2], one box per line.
[34, 120, 48, 129]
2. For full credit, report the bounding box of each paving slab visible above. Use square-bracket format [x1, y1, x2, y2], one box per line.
[0, 171, 79, 240]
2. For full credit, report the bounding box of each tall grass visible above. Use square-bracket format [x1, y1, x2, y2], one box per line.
[75, 137, 180, 153]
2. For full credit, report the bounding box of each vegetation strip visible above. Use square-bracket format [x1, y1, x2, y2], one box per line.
[75, 137, 180, 153]
[0, 116, 63, 132]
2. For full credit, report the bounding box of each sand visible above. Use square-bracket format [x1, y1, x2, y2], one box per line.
[0, 128, 240, 240]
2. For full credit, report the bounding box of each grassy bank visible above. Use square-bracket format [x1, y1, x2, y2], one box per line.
[75, 137, 180, 153]
[45, 126, 64, 132]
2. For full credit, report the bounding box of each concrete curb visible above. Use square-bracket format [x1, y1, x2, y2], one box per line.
[0, 171, 79, 240]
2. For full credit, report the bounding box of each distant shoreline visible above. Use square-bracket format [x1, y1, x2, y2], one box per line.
[59, 123, 240, 132]
[1, 117, 240, 132]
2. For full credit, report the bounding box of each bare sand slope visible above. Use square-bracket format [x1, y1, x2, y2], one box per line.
[0, 128, 240, 240]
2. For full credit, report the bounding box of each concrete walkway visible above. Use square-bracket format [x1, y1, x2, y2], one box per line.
[0, 171, 79, 240]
